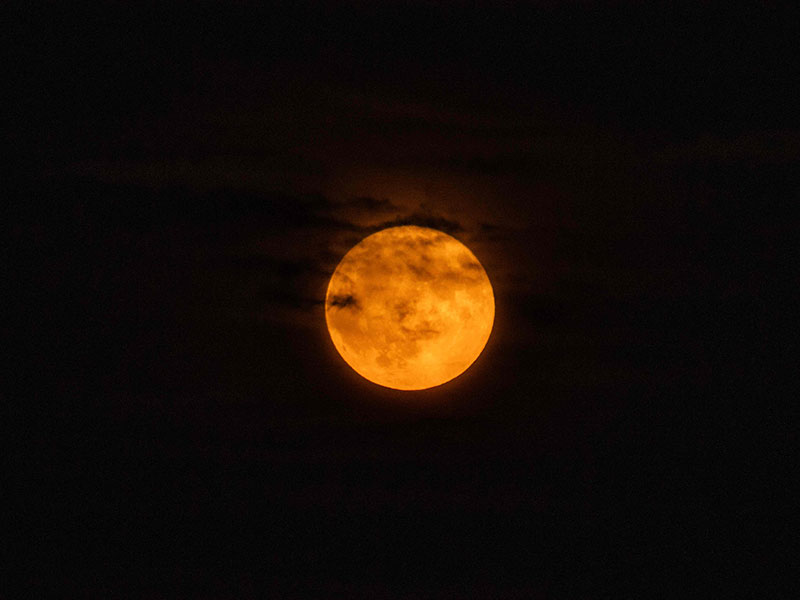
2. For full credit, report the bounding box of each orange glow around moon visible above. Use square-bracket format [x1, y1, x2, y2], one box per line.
[325, 226, 495, 390]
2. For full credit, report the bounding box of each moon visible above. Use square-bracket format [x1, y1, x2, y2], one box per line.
[325, 225, 495, 390]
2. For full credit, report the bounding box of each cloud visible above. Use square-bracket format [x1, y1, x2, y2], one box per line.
[370, 212, 464, 235]
[477, 222, 510, 241]
[37, 175, 506, 332]
[329, 294, 359, 310]
[338, 196, 398, 213]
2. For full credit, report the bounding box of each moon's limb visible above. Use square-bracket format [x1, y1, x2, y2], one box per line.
[325, 226, 494, 390]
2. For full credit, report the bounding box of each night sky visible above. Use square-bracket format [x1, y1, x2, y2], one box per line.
[6, 3, 795, 597]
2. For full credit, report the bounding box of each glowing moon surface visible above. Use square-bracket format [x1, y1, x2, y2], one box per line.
[325, 225, 495, 390]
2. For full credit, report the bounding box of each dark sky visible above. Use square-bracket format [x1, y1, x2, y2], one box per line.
[6, 2, 794, 597]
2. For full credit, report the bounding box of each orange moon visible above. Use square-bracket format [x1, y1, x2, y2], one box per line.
[325, 226, 495, 390]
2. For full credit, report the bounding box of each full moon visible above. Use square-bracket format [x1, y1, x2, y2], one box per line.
[325, 226, 495, 390]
